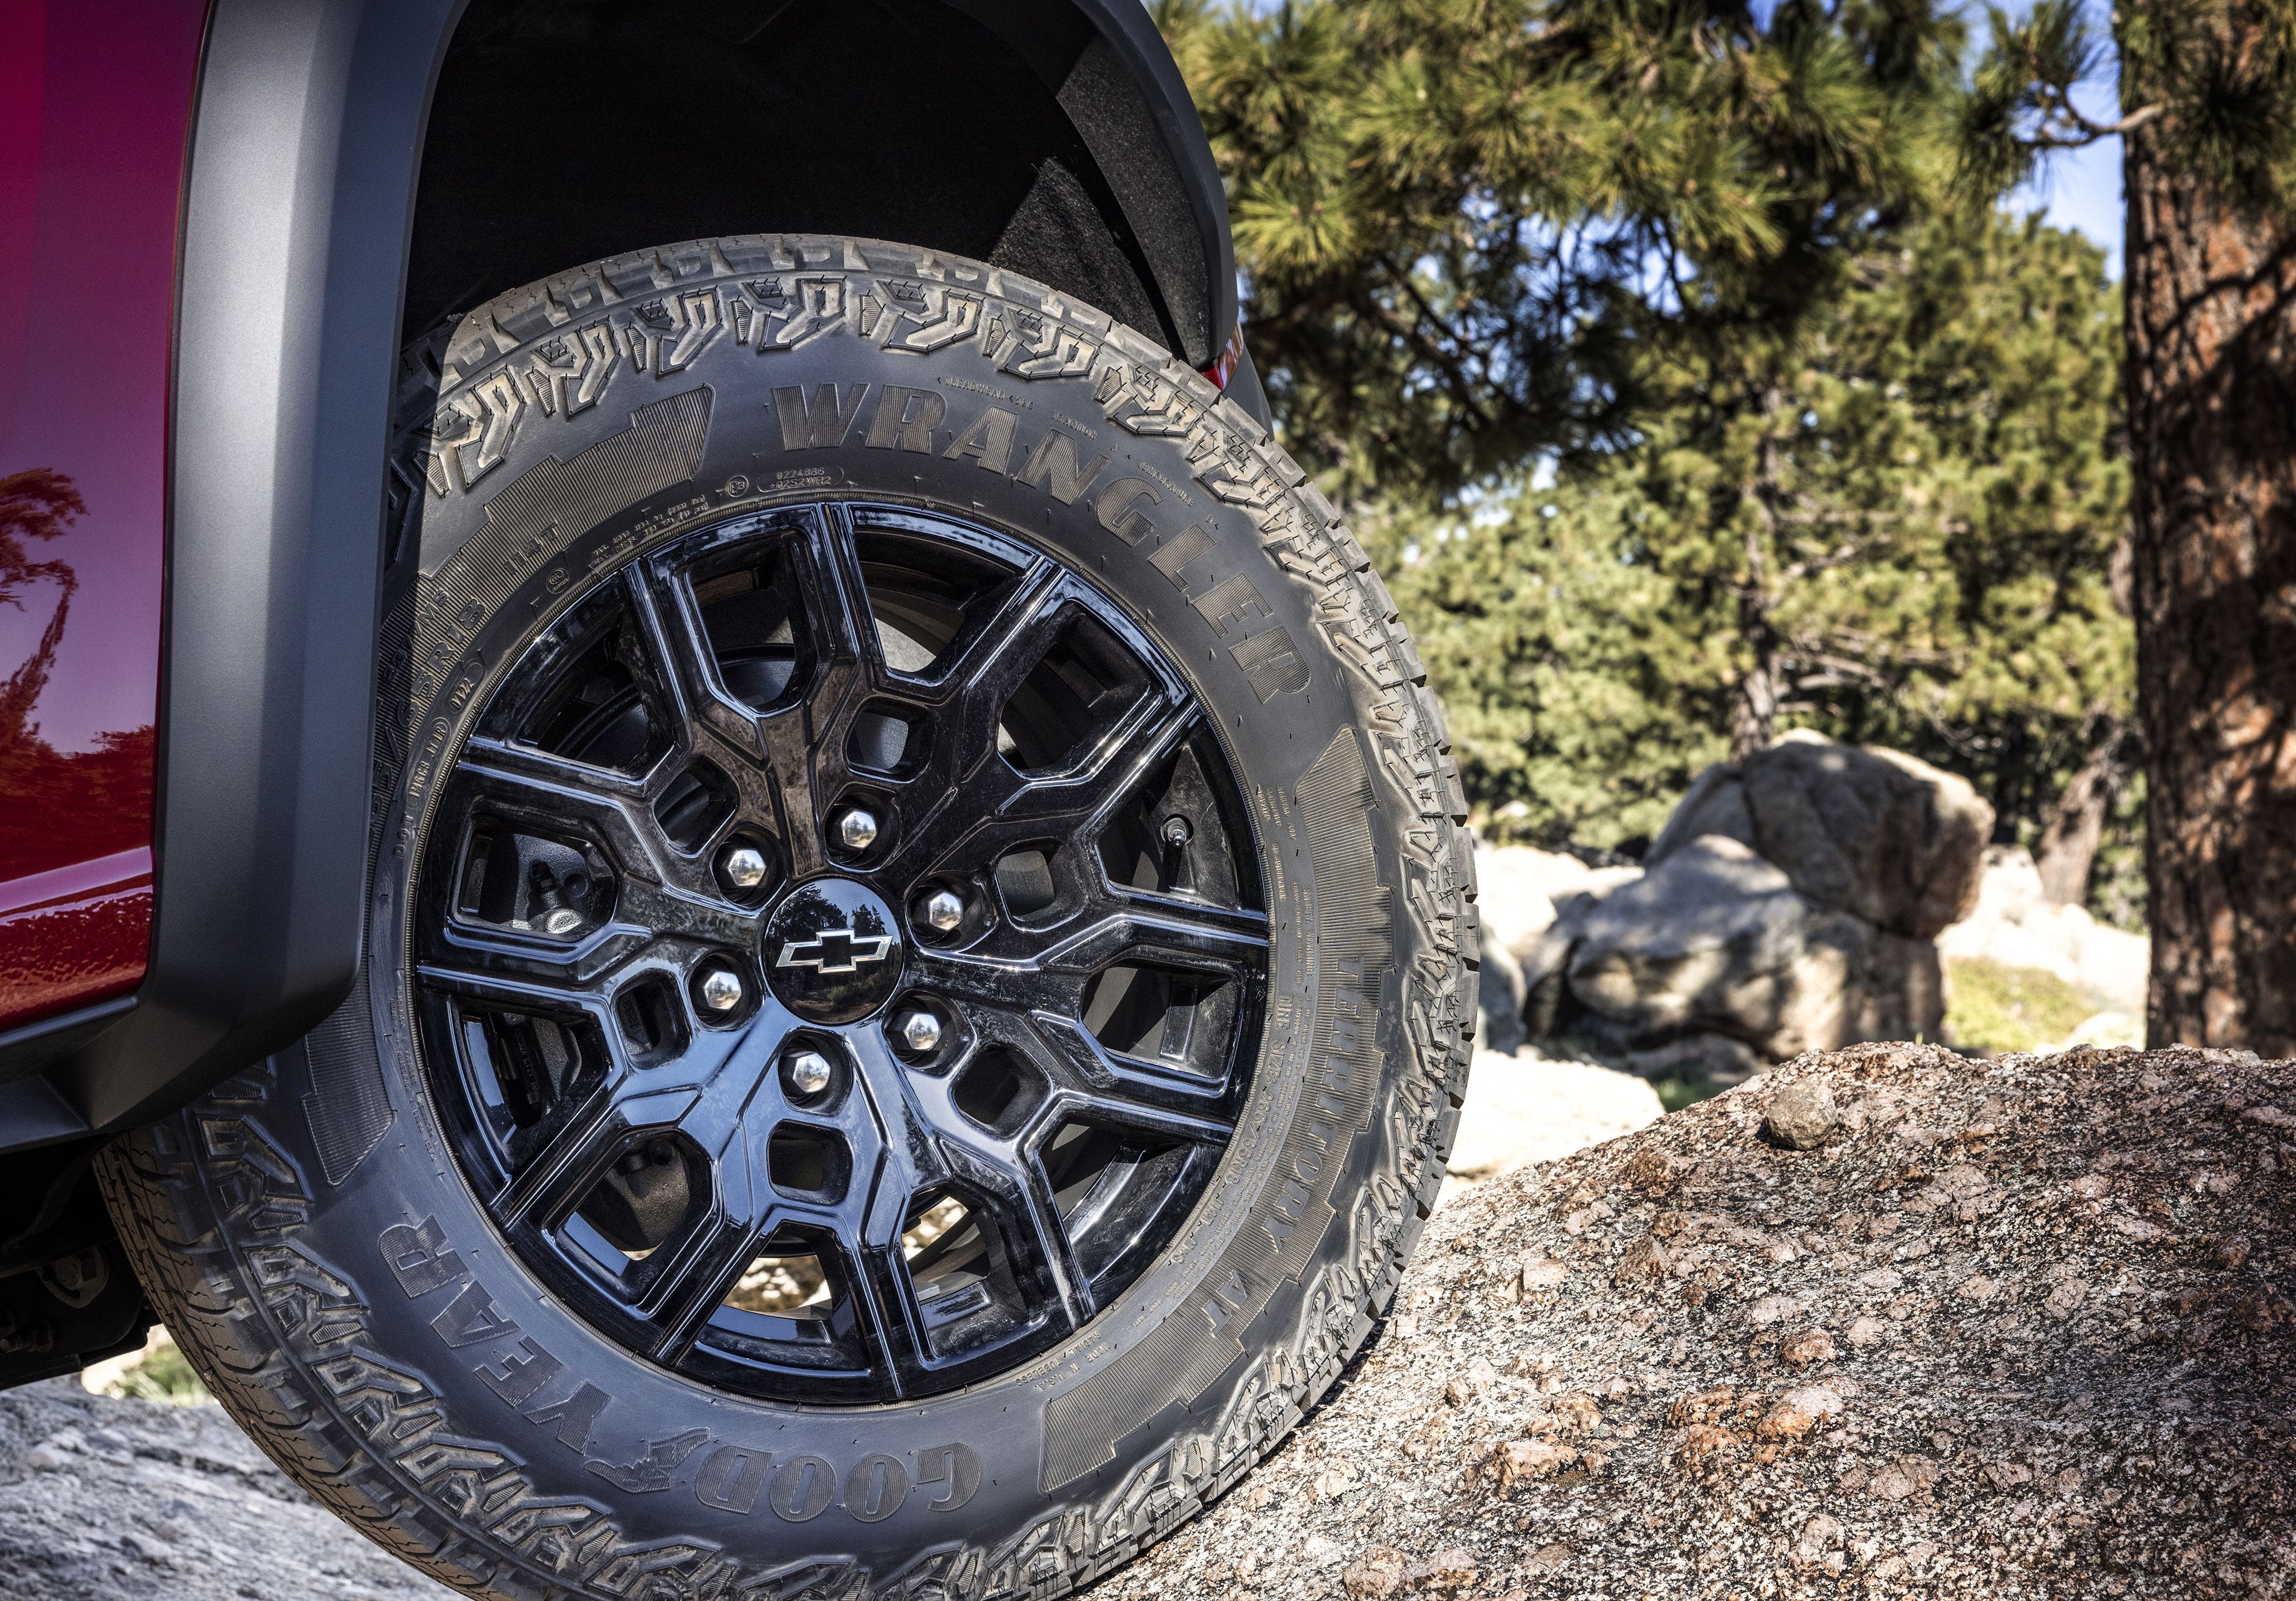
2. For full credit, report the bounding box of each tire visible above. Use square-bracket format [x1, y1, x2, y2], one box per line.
[99, 234, 1476, 1601]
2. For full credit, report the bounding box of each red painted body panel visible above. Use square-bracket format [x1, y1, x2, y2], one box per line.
[0, 0, 207, 1030]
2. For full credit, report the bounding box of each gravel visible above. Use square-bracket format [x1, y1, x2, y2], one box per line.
[1763, 1079, 1840, 1150]
[1088, 1042, 2296, 1600]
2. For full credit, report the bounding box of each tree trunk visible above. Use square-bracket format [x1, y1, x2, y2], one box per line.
[2034, 717, 2130, 908]
[1728, 405, 1783, 763]
[2123, 5, 2296, 1052]
[1989, 718, 2030, 848]
[1727, 622, 1778, 763]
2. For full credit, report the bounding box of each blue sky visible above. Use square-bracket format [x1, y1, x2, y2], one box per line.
[1997, 0, 2126, 277]
[2013, 133, 2122, 276]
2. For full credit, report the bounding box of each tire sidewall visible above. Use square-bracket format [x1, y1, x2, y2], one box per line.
[177, 238, 1460, 1595]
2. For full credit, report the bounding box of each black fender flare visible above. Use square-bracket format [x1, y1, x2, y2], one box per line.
[949, 0, 1239, 370]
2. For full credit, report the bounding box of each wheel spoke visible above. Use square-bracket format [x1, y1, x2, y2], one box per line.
[458, 740, 661, 869]
[611, 877, 762, 951]
[903, 946, 1084, 1017]
[622, 563, 751, 765]
[422, 920, 655, 996]
[1013, 1006, 1243, 1131]
[431, 752, 762, 979]
[789, 503, 886, 679]
[1040, 898, 1271, 976]
[729, 506, 886, 879]
[901, 557, 1065, 704]
[452, 991, 747, 1230]
[840, 1030, 972, 1387]
[636, 1204, 773, 1362]
[456, 739, 762, 924]
[971, 1150, 1092, 1327]
[901, 1074, 1090, 1332]
[621, 561, 787, 853]
[487, 1076, 678, 1235]
[886, 692, 1200, 893]
[416, 953, 615, 1014]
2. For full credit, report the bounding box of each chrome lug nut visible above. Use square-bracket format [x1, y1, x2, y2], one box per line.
[785, 1050, 834, 1096]
[697, 966, 745, 1013]
[897, 1009, 944, 1055]
[835, 806, 881, 852]
[922, 889, 964, 933]
[719, 843, 769, 890]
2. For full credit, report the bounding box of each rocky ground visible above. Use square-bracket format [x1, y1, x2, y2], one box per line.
[8, 1043, 2285, 1600]
[1093, 1043, 2295, 1600]
[0, 1377, 455, 1600]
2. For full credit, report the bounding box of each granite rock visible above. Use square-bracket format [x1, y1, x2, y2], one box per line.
[0, 1378, 455, 1601]
[1092, 1044, 2296, 1601]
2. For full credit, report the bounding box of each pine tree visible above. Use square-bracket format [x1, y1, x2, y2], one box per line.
[1967, 0, 2296, 1050]
[1158, 2, 2136, 915]
[1163, 0, 1963, 500]
[1376, 210, 2131, 867]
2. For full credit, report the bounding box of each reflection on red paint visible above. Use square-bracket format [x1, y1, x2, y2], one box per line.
[0, 846, 152, 1023]
[0, 1, 208, 1029]
[1202, 321, 1244, 390]
[0, 470, 157, 886]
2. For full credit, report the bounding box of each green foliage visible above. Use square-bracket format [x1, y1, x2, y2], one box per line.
[1376, 206, 2131, 848]
[1159, 3, 2136, 885]
[1943, 955, 2096, 1052]
[1653, 1075, 1729, 1112]
[113, 1335, 211, 1406]
[1169, 0, 1965, 500]
[1360, 483, 1728, 850]
[1960, 0, 2118, 196]
[2089, 769, 2149, 930]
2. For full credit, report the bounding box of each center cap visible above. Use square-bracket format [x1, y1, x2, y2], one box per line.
[763, 878, 905, 1024]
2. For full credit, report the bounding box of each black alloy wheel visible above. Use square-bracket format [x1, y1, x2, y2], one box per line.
[417, 504, 1266, 1403]
[98, 235, 1473, 1601]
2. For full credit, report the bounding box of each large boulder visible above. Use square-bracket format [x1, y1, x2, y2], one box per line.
[1474, 844, 1646, 1046]
[1474, 846, 1641, 971]
[1093, 1044, 2296, 1600]
[1478, 738, 1975, 1068]
[1476, 943, 1528, 1055]
[1650, 731, 1992, 939]
[1561, 835, 1944, 1060]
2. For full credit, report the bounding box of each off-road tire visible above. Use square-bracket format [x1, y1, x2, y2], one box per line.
[98, 234, 1476, 1601]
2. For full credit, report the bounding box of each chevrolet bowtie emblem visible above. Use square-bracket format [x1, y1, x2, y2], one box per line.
[775, 926, 897, 974]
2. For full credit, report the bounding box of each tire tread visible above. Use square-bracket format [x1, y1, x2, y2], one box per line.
[107, 231, 1473, 1601]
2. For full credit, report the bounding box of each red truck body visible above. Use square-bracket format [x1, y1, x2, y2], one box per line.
[1, 0, 208, 1028]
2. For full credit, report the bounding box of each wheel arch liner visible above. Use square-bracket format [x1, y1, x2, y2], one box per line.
[959, 0, 1239, 370]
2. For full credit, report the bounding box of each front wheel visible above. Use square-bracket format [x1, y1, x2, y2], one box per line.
[100, 234, 1475, 1600]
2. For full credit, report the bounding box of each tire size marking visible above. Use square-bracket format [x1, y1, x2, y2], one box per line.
[378, 1216, 980, 1520]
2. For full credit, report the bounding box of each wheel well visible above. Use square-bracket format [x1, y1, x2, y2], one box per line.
[406, 0, 1203, 362]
